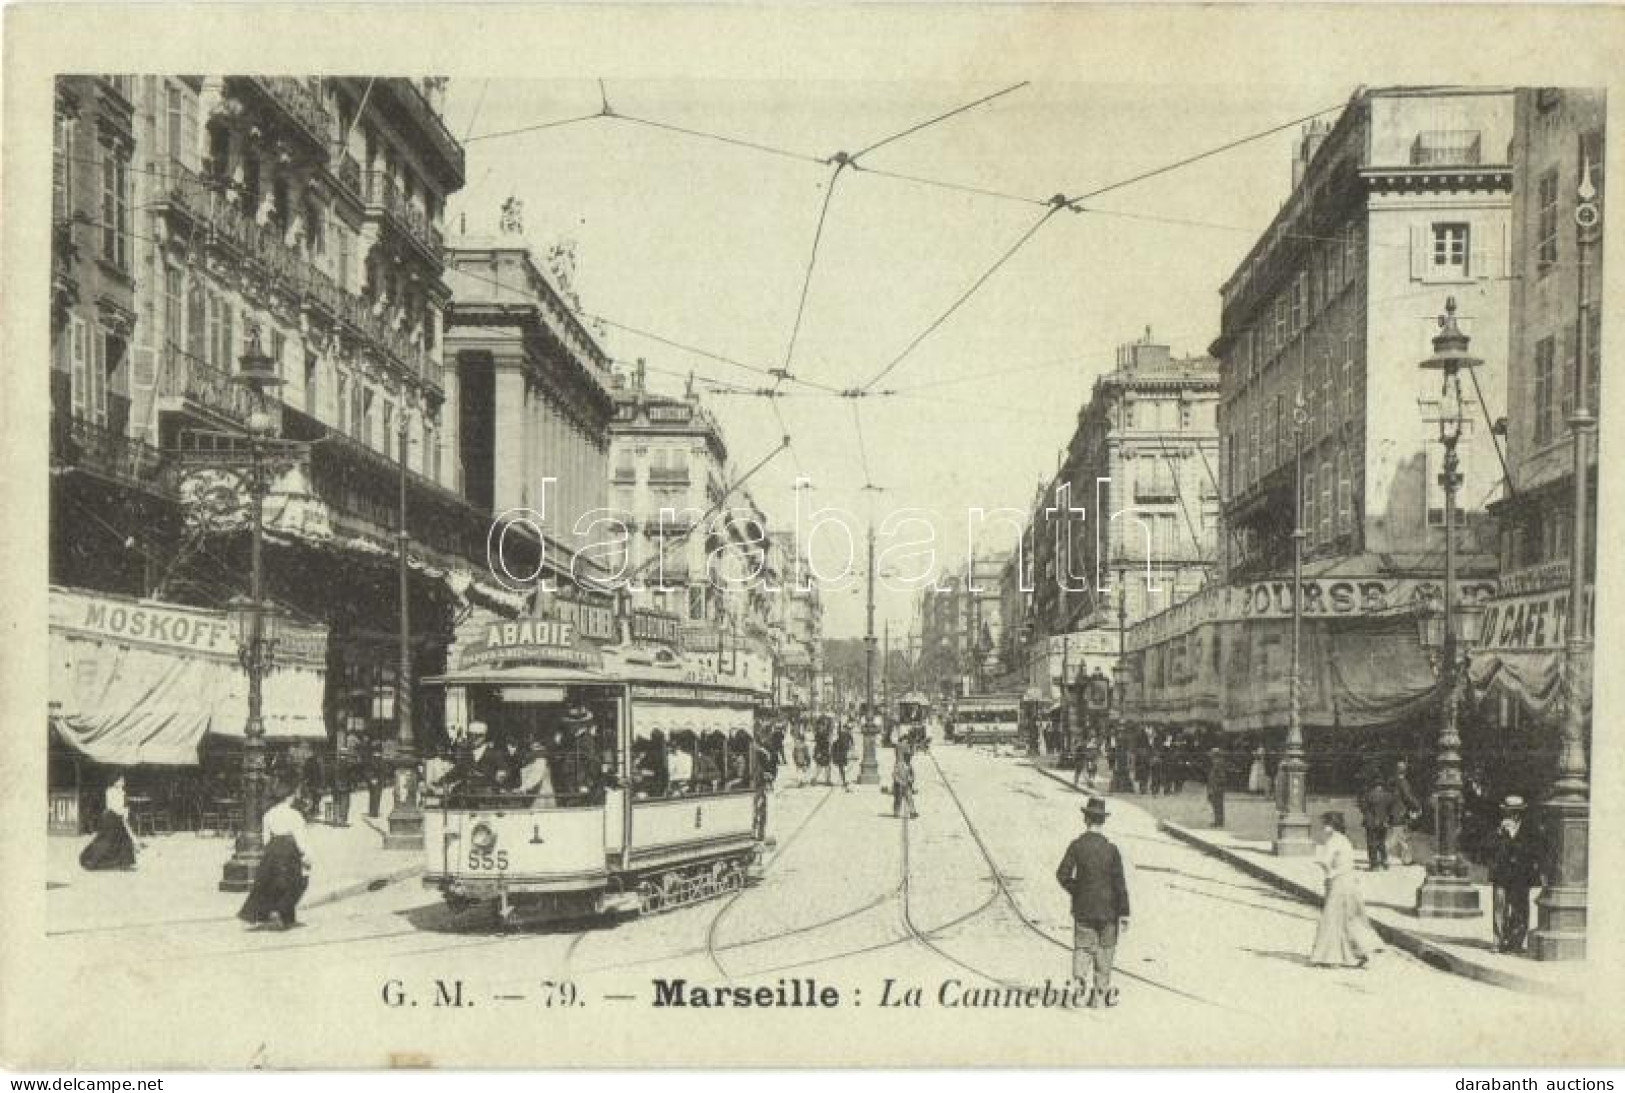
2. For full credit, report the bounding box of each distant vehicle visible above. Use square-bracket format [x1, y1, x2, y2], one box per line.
[949, 693, 1024, 746]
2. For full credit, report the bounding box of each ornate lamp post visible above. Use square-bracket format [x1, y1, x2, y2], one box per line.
[220, 333, 284, 892]
[857, 522, 880, 785]
[1532, 150, 1600, 960]
[1275, 389, 1314, 857]
[384, 409, 422, 851]
[1415, 297, 1484, 919]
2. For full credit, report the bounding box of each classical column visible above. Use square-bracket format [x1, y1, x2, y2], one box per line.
[491, 363, 526, 513]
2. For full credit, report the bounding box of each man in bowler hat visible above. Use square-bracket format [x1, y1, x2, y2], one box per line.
[1054, 797, 1131, 1005]
[1489, 795, 1544, 954]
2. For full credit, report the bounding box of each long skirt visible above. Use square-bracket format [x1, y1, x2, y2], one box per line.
[1247, 758, 1268, 794]
[238, 835, 309, 926]
[1310, 874, 1381, 966]
[79, 809, 137, 871]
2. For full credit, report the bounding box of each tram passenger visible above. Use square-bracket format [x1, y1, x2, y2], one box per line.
[457, 722, 502, 790]
[728, 727, 754, 789]
[634, 730, 670, 798]
[493, 731, 532, 792]
[560, 707, 602, 803]
[696, 730, 726, 794]
[518, 739, 558, 807]
[668, 731, 696, 795]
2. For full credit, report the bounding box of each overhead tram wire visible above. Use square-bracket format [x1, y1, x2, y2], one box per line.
[855, 101, 1353, 394]
[776, 157, 850, 391]
[849, 81, 1030, 162]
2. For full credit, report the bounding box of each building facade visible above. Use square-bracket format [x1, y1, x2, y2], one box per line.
[445, 232, 615, 571]
[47, 75, 544, 832]
[1125, 87, 1515, 783]
[1471, 87, 1604, 774]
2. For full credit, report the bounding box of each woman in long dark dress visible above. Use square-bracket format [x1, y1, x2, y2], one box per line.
[238, 781, 311, 929]
[79, 774, 137, 871]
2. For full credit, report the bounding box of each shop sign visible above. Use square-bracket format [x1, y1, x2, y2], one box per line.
[533, 592, 616, 642]
[631, 609, 683, 648]
[1479, 584, 1594, 652]
[461, 618, 603, 670]
[52, 588, 235, 658]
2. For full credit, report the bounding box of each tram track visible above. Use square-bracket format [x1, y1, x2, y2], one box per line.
[923, 750, 1258, 1017]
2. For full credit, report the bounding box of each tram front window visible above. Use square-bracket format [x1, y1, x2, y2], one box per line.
[439, 688, 621, 808]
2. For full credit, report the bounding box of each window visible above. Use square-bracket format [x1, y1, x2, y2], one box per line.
[1275, 296, 1288, 348]
[270, 330, 286, 380]
[304, 351, 318, 414]
[68, 316, 88, 418]
[87, 329, 111, 426]
[1343, 334, 1356, 422]
[688, 584, 707, 622]
[1432, 223, 1470, 274]
[1337, 447, 1354, 536]
[1318, 461, 1333, 544]
[1321, 242, 1337, 304]
[1248, 411, 1259, 486]
[383, 400, 395, 455]
[166, 83, 184, 162]
[1122, 400, 1135, 429]
[1534, 336, 1557, 445]
[53, 110, 73, 223]
[336, 372, 348, 434]
[1537, 170, 1559, 273]
[1179, 402, 1192, 430]
[1291, 273, 1306, 331]
[186, 279, 206, 361]
[1275, 394, 1286, 466]
[362, 388, 376, 448]
[99, 141, 130, 271]
[351, 381, 364, 439]
[1343, 221, 1360, 285]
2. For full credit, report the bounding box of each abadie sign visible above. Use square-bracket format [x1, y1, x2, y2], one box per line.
[462, 618, 601, 670]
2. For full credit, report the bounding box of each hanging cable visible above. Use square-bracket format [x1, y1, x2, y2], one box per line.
[464, 112, 603, 144]
[861, 202, 1064, 392]
[850, 81, 1030, 162]
[778, 159, 848, 386]
[608, 112, 828, 166]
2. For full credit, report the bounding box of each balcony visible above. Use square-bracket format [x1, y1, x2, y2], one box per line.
[52, 407, 177, 498]
[1411, 130, 1483, 167]
[647, 466, 691, 486]
[371, 78, 465, 188]
[157, 343, 277, 431]
[364, 170, 444, 264]
[154, 160, 431, 385]
[325, 151, 363, 206]
[239, 77, 333, 160]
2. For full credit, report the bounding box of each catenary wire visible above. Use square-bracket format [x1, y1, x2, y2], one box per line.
[850, 81, 1030, 162]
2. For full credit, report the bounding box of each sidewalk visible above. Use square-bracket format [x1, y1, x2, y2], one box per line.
[1029, 759, 1585, 998]
[47, 791, 424, 935]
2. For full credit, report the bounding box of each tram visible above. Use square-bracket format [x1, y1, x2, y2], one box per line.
[948, 692, 1024, 746]
[421, 602, 768, 924]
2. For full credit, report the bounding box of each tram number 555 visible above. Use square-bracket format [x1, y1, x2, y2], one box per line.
[467, 850, 509, 871]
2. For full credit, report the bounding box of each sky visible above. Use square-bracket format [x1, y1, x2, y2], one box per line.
[440, 78, 1354, 638]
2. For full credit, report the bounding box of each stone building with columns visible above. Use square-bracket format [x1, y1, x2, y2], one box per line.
[445, 233, 616, 560]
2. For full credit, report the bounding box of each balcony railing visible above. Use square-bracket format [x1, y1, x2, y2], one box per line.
[244, 76, 333, 157]
[157, 343, 279, 430]
[52, 408, 177, 497]
[364, 170, 444, 259]
[1411, 130, 1483, 167]
[156, 159, 431, 384]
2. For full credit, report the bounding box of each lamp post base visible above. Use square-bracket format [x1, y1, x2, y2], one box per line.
[1531, 883, 1588, 961]
[219, 840, 263, 892]
[1416, 872, 1482, 919]
[857, 726, 880, 785]
[1273, 812, 1315, 857]
[383, 763, 424, 851]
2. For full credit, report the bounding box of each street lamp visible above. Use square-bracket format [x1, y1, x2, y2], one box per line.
[1274, 388, 1314, 857]
[858, 522, 880, 785]
[219, 330, 283, 892]
[384, 408, 422, 851]
[1414, 297, 1483, 920]
[1532, 148, 1600, 960]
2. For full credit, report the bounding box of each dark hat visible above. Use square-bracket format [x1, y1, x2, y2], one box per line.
[560, 706, 594, 728]
[1082, 797, 1109, 822]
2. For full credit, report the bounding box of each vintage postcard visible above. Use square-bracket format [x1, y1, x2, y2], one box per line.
[3, 2, 1625, 1072]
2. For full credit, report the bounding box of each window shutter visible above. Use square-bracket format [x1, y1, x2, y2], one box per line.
[70, 318, 88, 418]
[1470, 225, 1489, 280]
[1410, 225, 1428, 281]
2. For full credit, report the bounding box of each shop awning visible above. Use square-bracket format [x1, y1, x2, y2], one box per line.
[50, 587, 328, 767]
[1467, 580, 1593, 723]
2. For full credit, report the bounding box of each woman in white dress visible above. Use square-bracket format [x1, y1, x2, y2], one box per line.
[1309, 811, 1381, 967]
[238, 780, 312, 929]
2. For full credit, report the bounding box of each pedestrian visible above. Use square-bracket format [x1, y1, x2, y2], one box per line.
[1309, 811, 1381, 968]
[791, 724, 812, 786]
[891, 742, 918, 819]
[813, 727, 833, 786]
[79, 773, 138, 871]
[238, 778, 312, 930]
[1247, 744, 1269, 795]
[1206, 747, 1227, 827]
[363, 736, 389, 818]
[1147, 744, 1165, 797]
[301, 747, 327, 822]
[1489, 796, 1544, 955]
[1073, 735, 1095, 789]
[1054, 797, 1130, 1006]
[330, 746, 353, 827]
[1358, 775, 1396, 870]
[1389, 759, 1422, 866]
[832, 723, 854, 791]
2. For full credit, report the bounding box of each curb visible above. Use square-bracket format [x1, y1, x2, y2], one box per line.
[1156, 819, 1577, 999]
[303, 860, 426, 911]
[1023, 759, 1576, 999]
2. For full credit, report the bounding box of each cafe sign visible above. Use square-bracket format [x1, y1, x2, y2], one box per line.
[1478, 584, 1594, 653]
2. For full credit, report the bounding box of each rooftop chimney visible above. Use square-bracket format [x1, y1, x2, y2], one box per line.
[1292, 118, 1332, 189]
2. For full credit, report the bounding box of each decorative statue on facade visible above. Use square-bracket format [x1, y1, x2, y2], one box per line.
[499, 196, 524, 235]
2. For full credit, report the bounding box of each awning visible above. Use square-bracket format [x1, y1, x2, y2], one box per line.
[632, 703, 753, 740]
[49, 587, 328, 766]
[1467, 580, 1593, 723]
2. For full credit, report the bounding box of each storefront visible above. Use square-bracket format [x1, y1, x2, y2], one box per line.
[1467, 563, 1592, 796]
[48, 586, 328, 834]
[1123, 567, 1497, 788]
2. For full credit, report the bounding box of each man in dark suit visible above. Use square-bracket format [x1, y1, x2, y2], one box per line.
[1207, 747, 1228, 827]
[1054, 797, 1131, 1005]
[1490, 795, 1544, 954]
